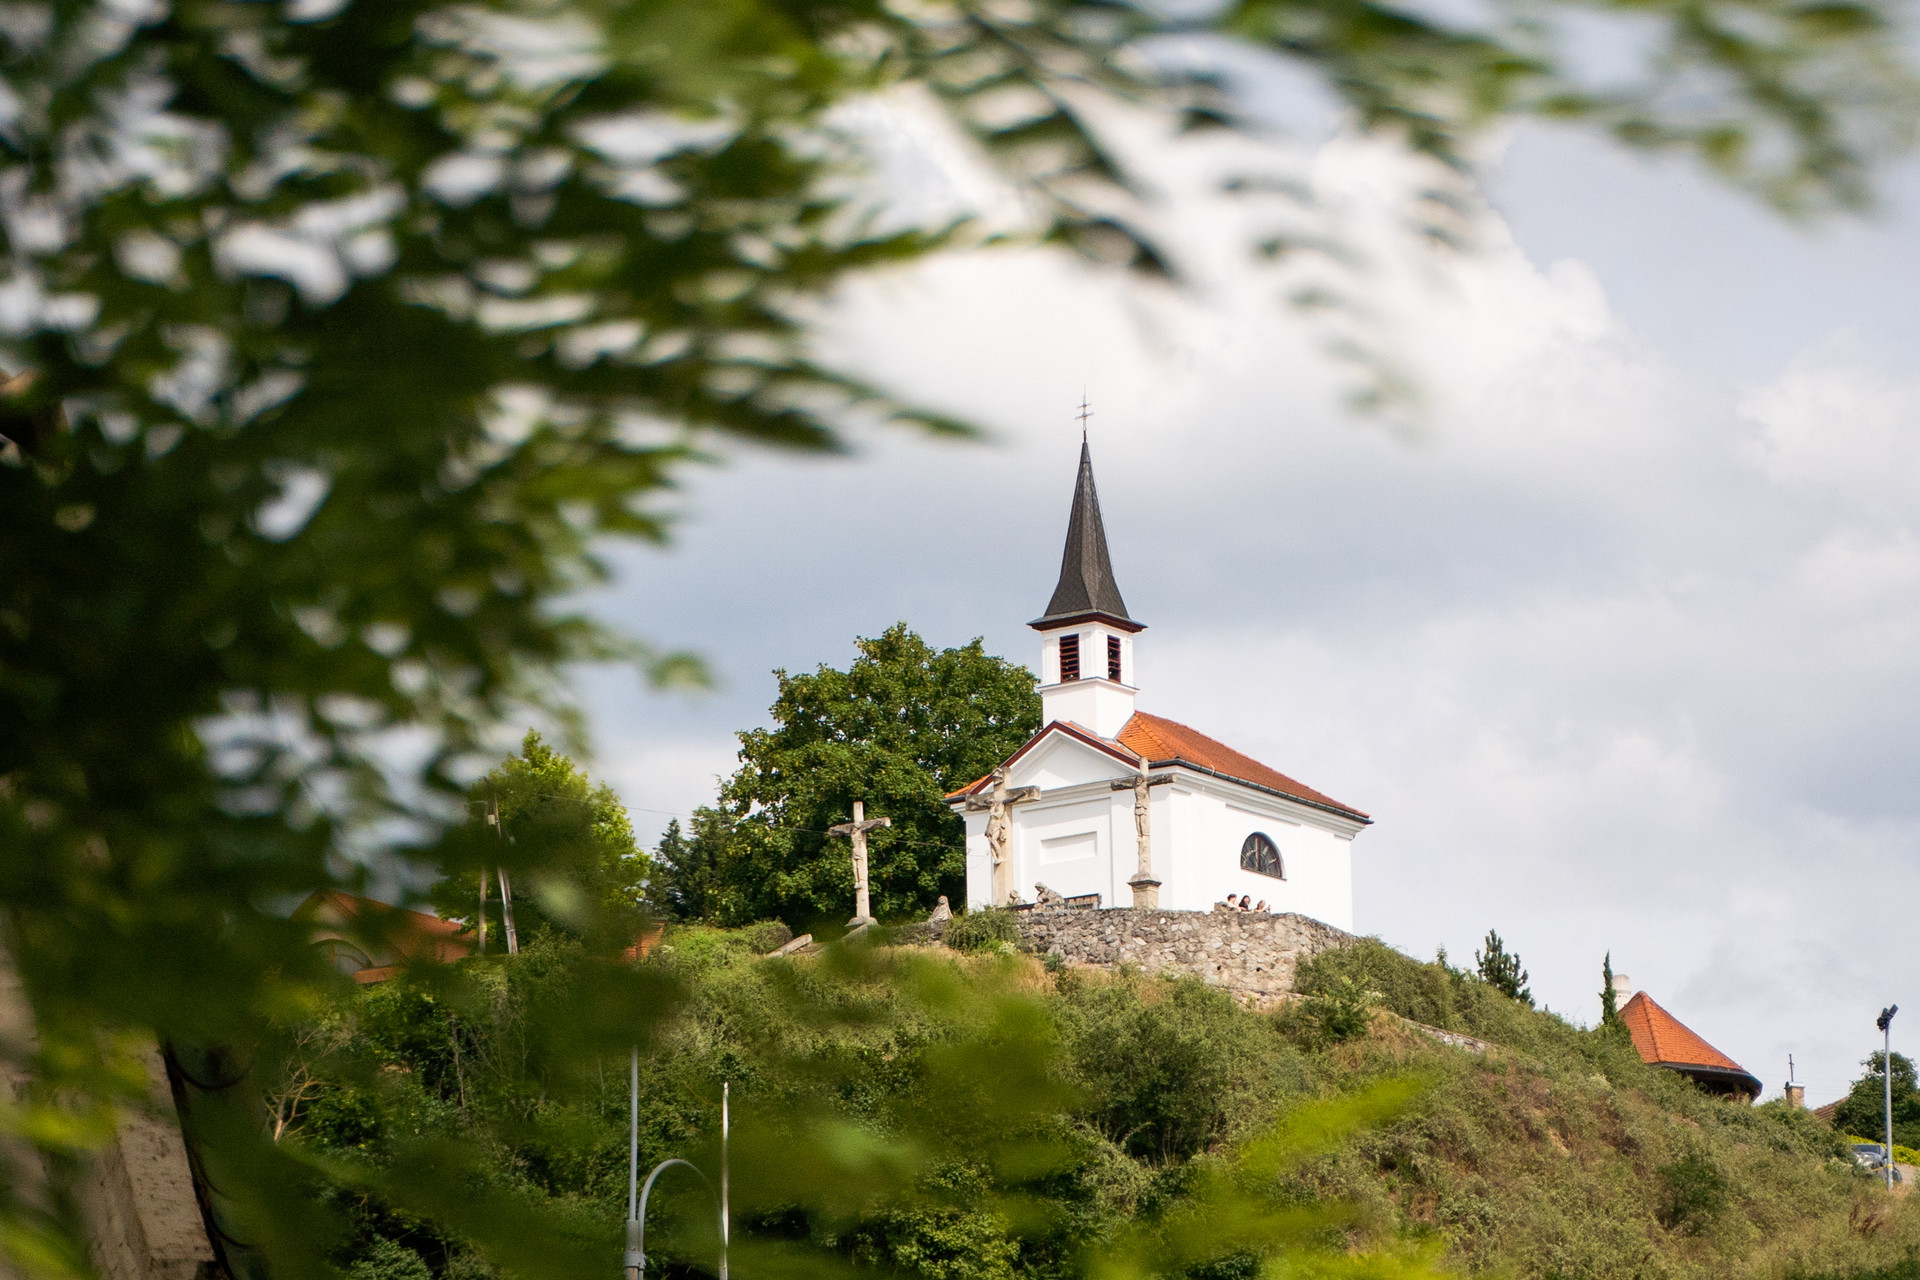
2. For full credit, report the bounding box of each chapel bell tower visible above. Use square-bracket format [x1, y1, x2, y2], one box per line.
[1031, 442, 1142, 739]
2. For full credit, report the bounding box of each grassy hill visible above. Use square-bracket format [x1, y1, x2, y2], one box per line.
[1278, 938, 1909, 1279]
[280, 927, 1918, 1280]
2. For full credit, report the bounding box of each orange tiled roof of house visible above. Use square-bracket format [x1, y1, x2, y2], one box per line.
[1116, 711, 1369, 821]
[1620, 991, 1747, 1074]
[301, 889, 473, 963]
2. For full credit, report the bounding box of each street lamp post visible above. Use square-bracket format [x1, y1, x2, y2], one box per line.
[625, 1052, 731, 1280]
[1878, 1005, 1899, 1192]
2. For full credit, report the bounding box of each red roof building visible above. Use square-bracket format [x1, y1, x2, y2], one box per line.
[1619, 990, 1761, 1101]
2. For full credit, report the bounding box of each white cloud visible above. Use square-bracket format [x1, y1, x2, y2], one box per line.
[1742, 340, 1920, 507]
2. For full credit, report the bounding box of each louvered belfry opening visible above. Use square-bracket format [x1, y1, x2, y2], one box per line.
[1059, 634, 1080, 681]
[1107, 635, 1122, 682]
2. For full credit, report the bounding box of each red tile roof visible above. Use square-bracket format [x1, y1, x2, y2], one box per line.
[1620, 991, 1748, 1074]
[1116, 712, 1368, 821]
[301, 889, 472, 963]
[943, 712, 1367, 822]
[945, 774, 990, 801]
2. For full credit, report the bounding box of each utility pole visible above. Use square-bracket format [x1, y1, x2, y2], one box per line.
[1879, 1004, 1899, 1190]
[829, 801, 891, 929]
[486, 786, 519, 955]
[478, 867, 489, 955]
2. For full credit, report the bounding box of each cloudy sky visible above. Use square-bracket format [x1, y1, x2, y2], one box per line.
[570, 81, 1920, 1108]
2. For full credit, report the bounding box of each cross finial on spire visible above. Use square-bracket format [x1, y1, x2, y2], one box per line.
[1076, 394, 1092, 442]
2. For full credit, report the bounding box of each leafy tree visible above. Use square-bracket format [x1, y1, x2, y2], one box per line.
[435, 731, 648, 946]
[1474, 929, 1532, 1006]
[1833, 1051, 1920, 1149]
[649, 813, 733, 923]
[1601, 953, 1622, 1028]
[705, 624, 1040, 926]
[0, 0, 1915, 1272]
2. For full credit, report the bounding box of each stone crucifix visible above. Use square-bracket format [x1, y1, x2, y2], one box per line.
[1110, 773, 1173, 908]
[829, 800, 891, 927]
[965, 768, 1041, 906]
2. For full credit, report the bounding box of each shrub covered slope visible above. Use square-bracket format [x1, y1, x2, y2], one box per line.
[279, 930, 1917, 1280]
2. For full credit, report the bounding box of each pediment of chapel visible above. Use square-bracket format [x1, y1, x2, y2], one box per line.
[997, 722, 1140, 793]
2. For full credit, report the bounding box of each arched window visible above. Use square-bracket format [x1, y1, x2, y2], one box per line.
[1240, 832, 1283, 879]
[318, 938, 372, 976]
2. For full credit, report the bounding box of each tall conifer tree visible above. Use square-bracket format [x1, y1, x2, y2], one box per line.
[1600, 953, 1621, 1028]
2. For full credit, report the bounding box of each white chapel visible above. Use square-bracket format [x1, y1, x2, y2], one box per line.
[948, 443, 1369, 930]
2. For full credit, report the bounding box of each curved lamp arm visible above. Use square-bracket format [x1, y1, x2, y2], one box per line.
[625, 1158, 713, 1280]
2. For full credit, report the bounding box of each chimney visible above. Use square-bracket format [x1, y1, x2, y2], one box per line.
[1611, 973, 1633, 1003]
[1785, 1083, 1806, 1108]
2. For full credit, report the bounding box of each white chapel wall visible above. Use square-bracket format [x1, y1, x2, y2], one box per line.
[1012, 792, 1115, 904]
[1155, 782, 1354, 931]
[960, 733, 1358, 930]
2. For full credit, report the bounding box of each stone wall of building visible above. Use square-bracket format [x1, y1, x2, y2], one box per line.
[0, 956, 215, 1280]
[906, 907, 1354, 1003]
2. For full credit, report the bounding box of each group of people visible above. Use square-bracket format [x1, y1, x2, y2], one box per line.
[1219, 894, 1269, 912]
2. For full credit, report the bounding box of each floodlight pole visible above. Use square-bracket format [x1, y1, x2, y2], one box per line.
[1880, 1005, 1899, 1191]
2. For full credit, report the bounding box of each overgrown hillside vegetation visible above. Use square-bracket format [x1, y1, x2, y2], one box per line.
[272, 931, 1916, 1280]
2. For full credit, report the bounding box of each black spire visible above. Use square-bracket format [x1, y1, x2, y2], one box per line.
[1030, 442, 1143, 633]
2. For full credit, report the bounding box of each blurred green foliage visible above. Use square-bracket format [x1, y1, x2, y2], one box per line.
[263, 934, 1437, 1280]
[654, 626, 1038, 926]
[0, 0, 1916, 1274]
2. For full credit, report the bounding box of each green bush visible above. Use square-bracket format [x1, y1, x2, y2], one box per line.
[350, 1239, 433, 1280]
[1285, 975, 1376, 1046]
[1293, 938, 1457, 1030]
[1057, 972, 1302, 1164]
[943, 908, 1020, 953]
[1657, 1151, 1729, 1234]
[738, 919, 795, 954]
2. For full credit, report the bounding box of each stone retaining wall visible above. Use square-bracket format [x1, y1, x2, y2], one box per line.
[907, 908, 1353, 1002]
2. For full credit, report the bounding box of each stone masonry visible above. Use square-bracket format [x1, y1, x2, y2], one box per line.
[910, 906, 1354, 1003]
